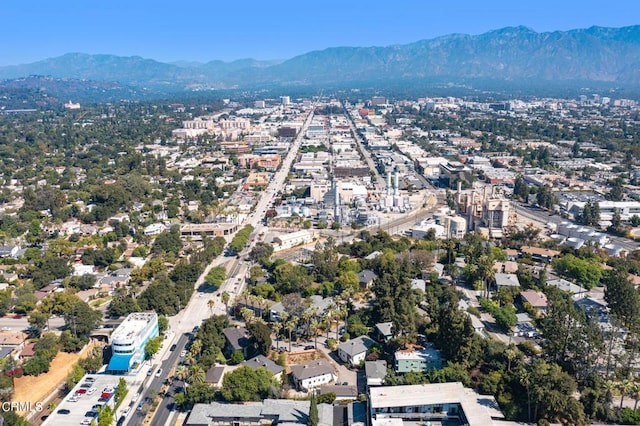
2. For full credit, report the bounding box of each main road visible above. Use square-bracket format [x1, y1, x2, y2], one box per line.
[140, 105, 317, 426]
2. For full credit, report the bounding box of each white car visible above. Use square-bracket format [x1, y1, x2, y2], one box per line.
[132, 393, 139, 402]
[68, 396, 79, 403]
[87, 388, 97, 395]
[81, 418, 92, 425]
[180, 350, 187, 357]
[122, 407, 131, 415]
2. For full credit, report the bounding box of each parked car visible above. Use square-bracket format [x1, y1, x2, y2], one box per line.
[179, 350, 187, 357]
[57, 409, 71, 415]
[87, 388, 97, 395]
[304, 345, 315, 350]
[75, 388, 87, 395]
[132, 393, 139, 402]
[155, 368, 163, 377]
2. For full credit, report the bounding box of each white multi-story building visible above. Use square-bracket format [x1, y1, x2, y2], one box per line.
[107, 312, 158, 372]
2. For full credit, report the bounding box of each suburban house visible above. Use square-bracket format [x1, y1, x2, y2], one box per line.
[0, 245, 20, 259]
[494, 273, 520, 290]
[365, 360, 387, 387]
[520, 289, 548, 314]
[290, 359, 337, 391]
[394, 344, 443, 373]
[357, 269, 377, 289]
[374, 322, 394, 343]
[318, 384, 358, 401]
[547, 278, 588, 299]
[204, 365, 227, 388]
[242, 355, 285, 381]
[520, 246, 561, 263]
[222, 326, 253, 358]
[337, 336, 376, 365]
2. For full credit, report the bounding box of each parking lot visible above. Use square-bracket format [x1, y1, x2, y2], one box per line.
[42, 374, 126, 426]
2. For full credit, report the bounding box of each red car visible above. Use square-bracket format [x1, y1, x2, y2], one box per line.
[75, 388, 87, 395]
[13, 314, 22, 319]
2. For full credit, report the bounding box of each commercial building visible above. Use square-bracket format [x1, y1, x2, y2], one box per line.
[272, 230, 314, 251]
[107, 312, 158, 372]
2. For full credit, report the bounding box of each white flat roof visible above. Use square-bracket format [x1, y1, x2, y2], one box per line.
[111, 312, 157, 342]
[370, 382, 501, 426]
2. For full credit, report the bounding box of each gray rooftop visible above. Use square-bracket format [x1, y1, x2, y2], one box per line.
[375, 322, 394, 337]
[290, 358, 335, 381]
[187, 399, 310, 425]
[337, 335, 375, 357]
[222, 326, 252, 351]
[358, 269, 378, 283]
[365, 360, 388, 380]
[243, 355, 285, 376]
[495, 273, 520, 288]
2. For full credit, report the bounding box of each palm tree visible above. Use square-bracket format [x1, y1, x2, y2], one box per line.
[272, 321, 283, 351]
[185, 352, 196, 366]
[254, 295, 266, 320]
[241, 307, 255, 324]
[603, 380, 616, 403]
[310, 318, 320, 349]
[188, 365, 205, 385]
[302, 309, 313, 339]
[619, 379, 632, 408]
[175, 365, 189, 383]
[323, 314, 332, 340]
[221, 291, 230, 314]
[190, 339, 203, 357]
[207, 299, 215, 313]
[505, 346, 517, 372]
[631, 382, 640, 410]
[285, 316, 298, 352]
[478, 255, 495, 298]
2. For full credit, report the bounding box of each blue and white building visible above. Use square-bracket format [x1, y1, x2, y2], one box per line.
[107, 312, 158, 372]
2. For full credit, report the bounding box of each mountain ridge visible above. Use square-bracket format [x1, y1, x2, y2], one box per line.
[1, 25, 640, 90]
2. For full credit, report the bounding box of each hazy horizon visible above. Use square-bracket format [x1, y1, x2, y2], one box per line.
[1, 0, 637, 67]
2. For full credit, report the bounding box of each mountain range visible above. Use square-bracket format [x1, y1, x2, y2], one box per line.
[1, 25, 640, 93]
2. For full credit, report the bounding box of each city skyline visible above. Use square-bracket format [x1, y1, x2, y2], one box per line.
[2, 0, 637, 66]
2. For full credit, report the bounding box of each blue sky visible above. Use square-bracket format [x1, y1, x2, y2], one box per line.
[1, 0, 637, 66]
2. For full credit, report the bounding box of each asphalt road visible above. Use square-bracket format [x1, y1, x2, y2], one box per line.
[126, 107, 317, 425]
[343, 104, 386, 191]
[0, 316, 66, 331]
[127, 333, 190, 426]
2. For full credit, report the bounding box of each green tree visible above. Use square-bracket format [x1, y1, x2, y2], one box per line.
[247, 320, 272, 356]
[308, 392, 319, 426]
[145, 336, 163, 359]
[205, 266, 227, 289]
[220, 366, 276, 401]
